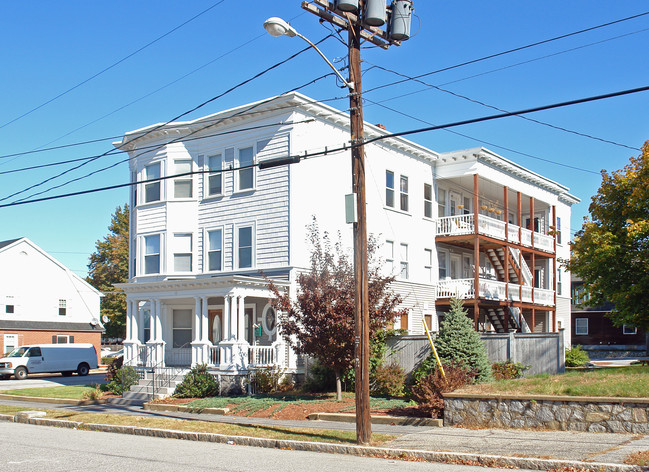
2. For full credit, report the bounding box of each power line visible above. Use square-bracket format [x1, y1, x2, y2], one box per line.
[365, 61, 640, 152]
[2, 35, 334, 203]
[0, 0, 228, 131]
[364, 10, 649, 95]
[2, 82, 647, 209]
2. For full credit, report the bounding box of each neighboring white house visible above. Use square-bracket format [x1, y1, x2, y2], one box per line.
[114, 92, 579, 374]
[0, 238, 103, 359]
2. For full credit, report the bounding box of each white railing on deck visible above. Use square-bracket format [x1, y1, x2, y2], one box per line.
[249, 345, 276, 367]
[521, 286, 533, 304]
[438, 278, 555, 308]
[478, 279, 507, 300]
[437, 278, 474, 298]
[534, 288, 555, 306]
[436, 214, 555, 253]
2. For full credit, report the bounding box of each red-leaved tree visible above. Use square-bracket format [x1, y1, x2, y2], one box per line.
[269, 219, 407, 400]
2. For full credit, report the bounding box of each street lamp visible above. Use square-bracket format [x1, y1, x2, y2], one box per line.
[263, 17, 354, 91]
[264, 15, 371, 445]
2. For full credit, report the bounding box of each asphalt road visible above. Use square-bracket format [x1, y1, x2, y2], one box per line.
[0, 421, 529, 472]
[0, 372, 106, 390]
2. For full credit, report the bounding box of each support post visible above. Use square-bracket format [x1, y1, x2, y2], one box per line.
[473, 173, 480, 330]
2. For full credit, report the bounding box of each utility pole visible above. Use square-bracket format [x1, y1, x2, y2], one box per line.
[301, 0, 413, 445]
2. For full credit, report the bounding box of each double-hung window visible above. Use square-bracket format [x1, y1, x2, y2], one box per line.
[399, 243, 409, 279]
[207, 154, 223, 196]
[424, 248, 433, 282]
[400, 176, 409, 212]
[385, 170, 395, 208]
[438, 250, 448, 279]
[424, 183, 432, 218]
[237, 225, 253, 269]
[174, 159, 192, 198]
[437, 188, 446, 217]
[385, 240, 394, 274]
[575, 318, 588, 336]
[144, 162, 161, 203]
[556, 217, 562, 245]
[173, 234, 192, 272]
[237, 147, 254, 191]
[144, 234, 161, 274]
[58, 299, 67, 316]
[207, 229, 222, 271]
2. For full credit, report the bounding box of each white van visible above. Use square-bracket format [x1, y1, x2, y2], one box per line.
[0, 343, 98, 380]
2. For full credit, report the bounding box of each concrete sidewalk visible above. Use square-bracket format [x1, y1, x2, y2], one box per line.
[1, 396, 648, 471]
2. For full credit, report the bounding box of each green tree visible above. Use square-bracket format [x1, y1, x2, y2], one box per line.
[269, 219, 407, 400]
[415, 298, 492, 383]
[568, 141, 649, 330]
[87, 204, 129, 338]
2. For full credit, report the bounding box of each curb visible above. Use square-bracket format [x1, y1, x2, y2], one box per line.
[144, 403, 229, 415]
[0, 393, 112, 405]
[0, 412, 643, 472]
[307, 412, 442, 427]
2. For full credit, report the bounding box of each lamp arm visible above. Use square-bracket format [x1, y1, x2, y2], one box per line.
[294, 31, 354, 91]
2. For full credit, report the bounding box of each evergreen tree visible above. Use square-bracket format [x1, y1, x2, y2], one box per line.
[415, 298, 492, 383]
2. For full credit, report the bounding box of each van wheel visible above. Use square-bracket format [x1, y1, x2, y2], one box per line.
[77, 363, 90, 376]
[61, 371, 73, 377]
[14, 367, 28, 380]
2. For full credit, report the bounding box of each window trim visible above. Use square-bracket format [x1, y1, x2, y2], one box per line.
[205, 227, 224, 273]
[58, 299, 67, 316]
[575, 317, 588, 336]
[172, 158, 194, 200]
[141, 233, 163, 276]
[399, 243, 409, 280]
[399, 175, 409, 212]
[437, 249, 449, 280]
[385, 170, 395, 208]
[385, 240, 394, 275]
[235, 223, 255, 269]
[437, 187, 446, 217]
[142, 161, 163, 205]
[172, 233, 193, 273]
[205, 153, 224, 199]
[423, 183, 433, 219]
[235, 145, 256, 193]
[424, 248, 433, 283]
[623, 325, 638, 335]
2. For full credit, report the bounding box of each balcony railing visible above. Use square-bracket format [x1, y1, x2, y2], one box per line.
[437, 278, 555, 306]
[437, 214, 555, 253]
[248, 345, 276, 367]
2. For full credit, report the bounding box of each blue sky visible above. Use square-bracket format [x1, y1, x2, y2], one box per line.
[1, 1, 647, 277]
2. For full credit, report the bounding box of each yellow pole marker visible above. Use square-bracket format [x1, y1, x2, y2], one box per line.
[423, 319, 446, 379]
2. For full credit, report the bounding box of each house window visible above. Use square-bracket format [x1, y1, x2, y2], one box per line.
[144, 234, 161, 274]
[58, 299, 67, 316]
[5, 305, 14, 314]
[144, 162, 161, 203]
[400, 175, 409, 212]
[173, 159, 193, 198]
[424, 248, 433, 282]
[557, 269, 562, 296]
[556, 217, 562, 245]
[172, 309, 192, 348]
[424, 183, 432, 218]
[385, 240, 394, 274]
[424, 314, 433, 332]
[623, 325, 638, 335]
[463, 197, 471, 215]
[438, 250, 448, 279]
[207, 154, 223, 196]
[575, 318, 588, 336]
[237, 225, 253, 269]
[4, 334, 18, 354]
[143, 309, 151, 343]
[207, 229, 222, 271]
[173, 233, 192, 272]
[399, 243, 409, 279]
[52, 335, 72, 343]
[385, 170, 395, 208]
[237, 146, 254, 191]
[437, 188, 446, 217]
[400, 312, 408, 331]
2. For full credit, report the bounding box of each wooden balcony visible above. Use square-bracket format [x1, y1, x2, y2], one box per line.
[436, 278, 555, 307]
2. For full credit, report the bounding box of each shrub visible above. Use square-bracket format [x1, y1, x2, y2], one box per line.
[82, 384, 104, 400]
[414, 298, 492, 383]
[411, 363, 475, 418]
[371, 361, 406, 397]
[492, 360, 530, 380]
[101, 356, 115, 366]
[565, 345, 590, 367]
[105, 355, 124, 383]
[251, 366, 286, 394]
[302, 359, 337, 393]
[174, 364, 219, 398]
[106, 366, 139, 395]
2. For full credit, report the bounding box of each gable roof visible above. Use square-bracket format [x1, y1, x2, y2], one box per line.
[0, 238, 21, 250]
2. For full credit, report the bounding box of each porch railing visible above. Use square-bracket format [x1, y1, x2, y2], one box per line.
[437, 214, 555, 253]
[437, 278, 555, 306]
[248, 345, 276, 367]
[209, 345, 220, 365]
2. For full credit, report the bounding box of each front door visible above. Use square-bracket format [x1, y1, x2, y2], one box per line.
[208, 309, 223, 344]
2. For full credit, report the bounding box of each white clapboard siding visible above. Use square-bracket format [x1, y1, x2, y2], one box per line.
[136, 204, 167, 233]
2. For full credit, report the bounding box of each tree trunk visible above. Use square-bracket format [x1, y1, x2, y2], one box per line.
[335, 371, 342, 401]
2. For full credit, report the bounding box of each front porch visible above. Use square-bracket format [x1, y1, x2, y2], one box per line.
[118, 275, 297, 373]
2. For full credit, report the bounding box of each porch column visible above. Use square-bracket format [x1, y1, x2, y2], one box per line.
[223, 295, 231, 340]
[193, 297, 201, 343]
[237, 295, 245, 341]
[131, 300, 140, 343]
[473, 173, 480, 330]
[137, 301, 144, 343]
[530, 196, 535, 249]
[201, 297, 209, 343]
[123, 300, 136, 365]
[192, 296, 209, 366]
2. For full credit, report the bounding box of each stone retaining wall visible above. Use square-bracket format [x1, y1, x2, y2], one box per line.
[444, 393, 649, 433]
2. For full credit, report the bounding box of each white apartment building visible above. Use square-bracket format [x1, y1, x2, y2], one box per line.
[115, 92, 578, 373]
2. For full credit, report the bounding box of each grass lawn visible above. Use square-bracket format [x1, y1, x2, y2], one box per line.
[185, 392, 414, 416]
[0, 385, 100, 399]
[460, 365, 649, 397]
[0, 404, 394, 445]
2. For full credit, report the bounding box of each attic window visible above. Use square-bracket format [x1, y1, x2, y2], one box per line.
[58, 299, 67, 316]
[5, 305, 14, 314]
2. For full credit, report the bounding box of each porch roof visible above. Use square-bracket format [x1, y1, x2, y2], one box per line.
[115, 274, 289, 298]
